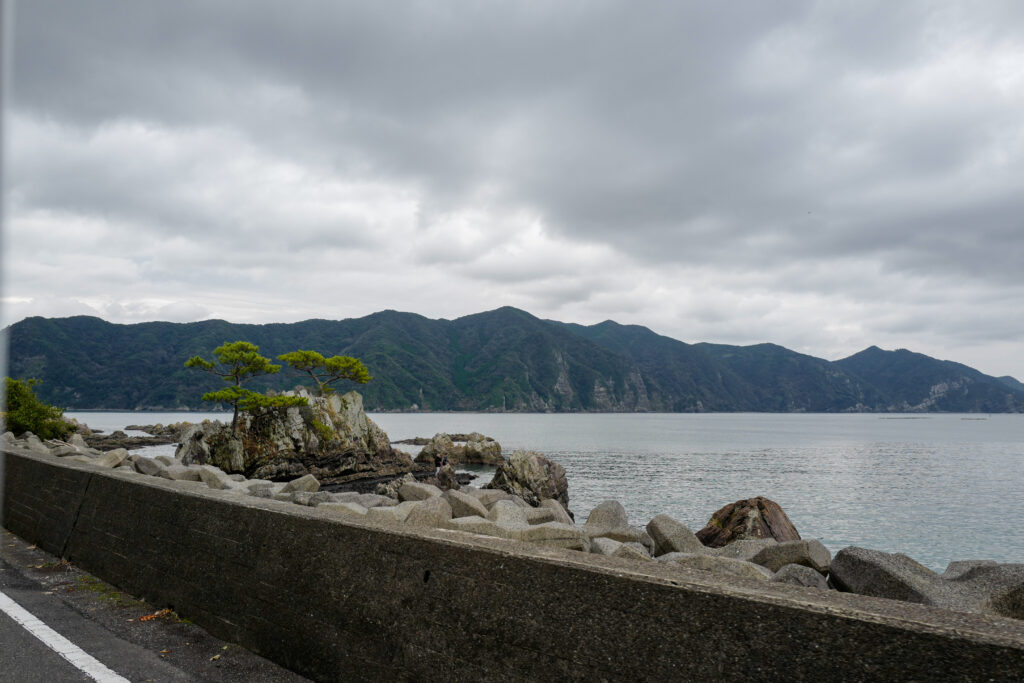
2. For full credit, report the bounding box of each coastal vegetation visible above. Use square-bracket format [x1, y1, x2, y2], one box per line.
[277, 350, 371, 395]
[185, 341, 307, 432]
[2, 377, 70, 439]
[7, 308, 1024, 412]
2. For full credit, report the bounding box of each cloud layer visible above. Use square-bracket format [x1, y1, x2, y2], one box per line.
[6, 1, 1024, 379]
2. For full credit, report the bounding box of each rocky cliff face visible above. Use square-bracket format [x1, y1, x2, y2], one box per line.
[177, 389, 414, 484]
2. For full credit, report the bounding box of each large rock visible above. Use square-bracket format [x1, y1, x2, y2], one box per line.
[695, 497, 802, 548]
[510, 522, 590, 552]
[176, 390, 415, 485]
[414, 432, 504, 467]
[404, 497, 453, 529]
[443, 489, 489, 519]
[749, 539, 831, 574]
[830, 546, 1024, 619]
[646, 514, 704, 557]
[485, 450, 570, 512]
[539, 499, 574, 526]
[398, 481, 442, 502]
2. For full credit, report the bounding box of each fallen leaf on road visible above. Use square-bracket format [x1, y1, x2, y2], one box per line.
[210, 654, 221, 661]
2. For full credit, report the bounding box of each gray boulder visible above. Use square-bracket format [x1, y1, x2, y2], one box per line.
[198, 465, 236, 491]
[443, 489, 489, 519]
[281, 474, 320, 494]
[773, 564, 830, 590]
[356, 493, 396, 509]
[133, 457, 168, 477]
[524, 507, 557, 525]
[158, 464, 203, 482]
[749, 539, 831, 574]
[404, 497, 453, 529]
[708, 539, 778, 563]
[831, 546, 1024, 619]
[485, 449, 570, 512]
[466, 488, 512, 509]
[584, 501, 650, 547]
[486, 500, 528, 528]
[96, 448, 130, 469]
[646, 514, 704, 557]
[446, 515, 513, 540]
[366, 501, 419, 524]
[658, 553, 774, 582]
[540, 499, 574, 525]
[590, 537, 624, 556]
[830, 547, 940, 605]
[318, 502, 368, 517]
[510, 522, 590, 552]
[614, 543, 654, 561]
[398, 481, 442, 502]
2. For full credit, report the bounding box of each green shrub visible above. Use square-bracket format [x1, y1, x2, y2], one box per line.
[311, 419, 334, 443]
[3, 378, 71, 439]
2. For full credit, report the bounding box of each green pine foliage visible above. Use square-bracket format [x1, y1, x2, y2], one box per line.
[278, 350, 371, 395]
[3, 378, 70, 439]
[186, 341, 306, 431]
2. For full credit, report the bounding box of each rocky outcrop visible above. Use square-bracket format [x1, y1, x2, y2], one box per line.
[414, 432, 504, 466]
[176, 390, 415, 485]
[484, 449, 570, 513]
[696, 497, 802, 548]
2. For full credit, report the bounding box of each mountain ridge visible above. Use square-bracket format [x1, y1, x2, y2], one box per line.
[6, 308, 1024, 413]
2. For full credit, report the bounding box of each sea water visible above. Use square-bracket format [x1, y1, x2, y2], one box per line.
[66, 411, 1024, 570]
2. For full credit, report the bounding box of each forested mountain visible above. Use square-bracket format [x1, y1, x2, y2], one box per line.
[7, 307, 1024, 412]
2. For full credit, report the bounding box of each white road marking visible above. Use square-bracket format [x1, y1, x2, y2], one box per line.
[0, 589, 131, 682]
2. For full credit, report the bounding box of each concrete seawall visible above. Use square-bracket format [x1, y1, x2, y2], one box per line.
[3, 448, 1024, 681]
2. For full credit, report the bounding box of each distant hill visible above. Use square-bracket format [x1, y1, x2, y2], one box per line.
[6, 308, 1024, 412]
[998, 375, 1024, 393]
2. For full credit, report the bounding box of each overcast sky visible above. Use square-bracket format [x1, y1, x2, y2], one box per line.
[5, 1, 1024, 379]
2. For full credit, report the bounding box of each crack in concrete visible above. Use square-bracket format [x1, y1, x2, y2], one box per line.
[60, 472, 94, 559]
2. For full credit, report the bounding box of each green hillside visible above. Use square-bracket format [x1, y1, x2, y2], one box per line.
[7, 308, 1024, 413]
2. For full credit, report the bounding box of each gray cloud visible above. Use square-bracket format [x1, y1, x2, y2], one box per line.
[6, 1, 1024, 380]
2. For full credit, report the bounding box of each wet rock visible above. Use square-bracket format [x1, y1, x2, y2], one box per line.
[696, 496, 802, 548]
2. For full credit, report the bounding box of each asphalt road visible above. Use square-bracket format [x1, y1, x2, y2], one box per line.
[0, 528, 310, 682]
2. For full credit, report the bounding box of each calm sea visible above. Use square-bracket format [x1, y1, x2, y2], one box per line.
[66, 411, 1024, 571]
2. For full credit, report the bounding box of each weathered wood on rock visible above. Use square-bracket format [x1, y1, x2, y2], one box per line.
[696, 496, 802, 548]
